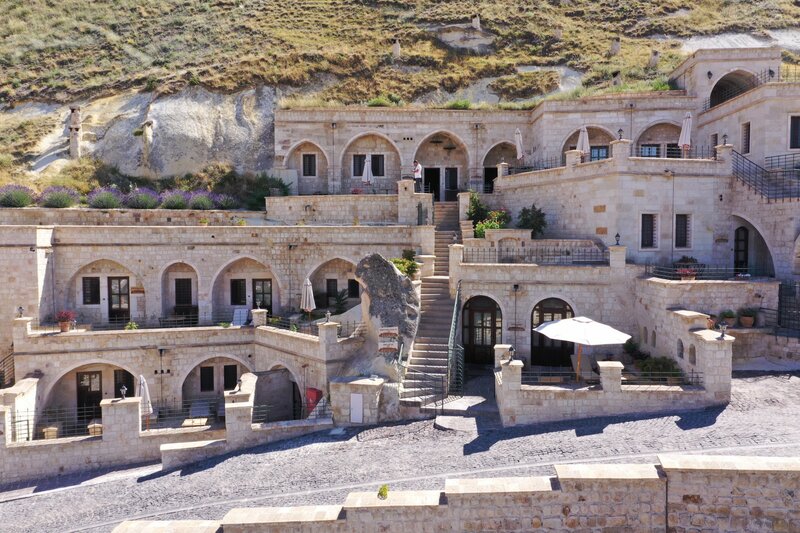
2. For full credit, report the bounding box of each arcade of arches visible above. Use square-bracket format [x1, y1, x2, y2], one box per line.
[414, 132, 469, 202]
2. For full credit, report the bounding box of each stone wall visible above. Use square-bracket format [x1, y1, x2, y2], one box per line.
[118, 454, 800, 532]
[0, 207, 265, 227]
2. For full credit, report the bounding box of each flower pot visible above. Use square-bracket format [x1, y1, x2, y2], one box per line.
[723, 317, 736, 327]
[59, 321, 71, 333]
[739, 316, 755, 328]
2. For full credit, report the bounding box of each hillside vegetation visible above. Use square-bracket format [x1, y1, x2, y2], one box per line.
[1, 0, 798, 107]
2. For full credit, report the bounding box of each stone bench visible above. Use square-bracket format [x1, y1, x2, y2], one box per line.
[160, 439, 226, 471]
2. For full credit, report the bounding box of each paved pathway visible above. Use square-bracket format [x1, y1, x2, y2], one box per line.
[2, 372, 800, 532]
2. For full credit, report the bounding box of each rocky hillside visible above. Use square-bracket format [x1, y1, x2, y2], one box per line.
[1, 0, 799, 185]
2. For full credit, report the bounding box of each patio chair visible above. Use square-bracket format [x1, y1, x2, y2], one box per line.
[232, 308, 248, 326]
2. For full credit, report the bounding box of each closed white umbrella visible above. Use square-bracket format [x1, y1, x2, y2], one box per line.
[514, 128, 525, 161]
[361, 154, 373, 184]
[533, 316, 631, 381]
[576, 126, 591, 158]
[136, 374, 153, 430]
[300, 278, 316, 315]
[678, 112, 692, 157]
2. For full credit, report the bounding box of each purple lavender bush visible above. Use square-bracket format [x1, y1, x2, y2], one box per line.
[213, 193, 238, 210]
[87, 187, 123, 209]
[39, 186, 80, 208]
[124, 187, 160, 209]
[187, 190, 215, 210]
[159, 190, 189, 209]
[0, 184, 35, 207]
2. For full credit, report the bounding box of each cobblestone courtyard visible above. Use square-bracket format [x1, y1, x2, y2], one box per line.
[2, 372, 800, 532]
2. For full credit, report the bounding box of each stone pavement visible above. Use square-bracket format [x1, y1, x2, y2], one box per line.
[2, 372, 800, 533]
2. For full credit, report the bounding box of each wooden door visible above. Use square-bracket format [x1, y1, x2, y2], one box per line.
[462, 297, 502, 365]
[77, 371, 102, 422]
[108, 277, 130, 324]
[734, 226, 749, 273]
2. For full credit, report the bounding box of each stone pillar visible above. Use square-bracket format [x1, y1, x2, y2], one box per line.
[448, 244, 463, 297]
[252, 309, 267, 327]
[318, 321, 339, 360]
[608, 245, 626, 270]
[494, 343, 513, 368]
[417, 255, 435, 278]
[225, 402, 254, 449]
[500, 358, 522, 391]
[12, 317, 32, 350]
[101, 397, 141, 444]
[397, 179, 419, 225]
[471, 14, 481, 31]
[565, 149, 582, 167]
[392, 40, 401, 59]
[68, 107, 81, 159]
[647, 49, 660, 69]
[609, 38, 621, 56]
[457, 192, 470, 221]
[496, 162, 509, 178]
[141, 120, 154, 175]
[715, 143, 733, 175]
[0, 407, 10, 447]
[597, 361, 623, 392]
[611, 139, 632, 164]
[691, 329, 734, 402]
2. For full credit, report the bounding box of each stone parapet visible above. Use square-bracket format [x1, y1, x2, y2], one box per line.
[596, 361, 623, 392]
[330, 376, 384, 425]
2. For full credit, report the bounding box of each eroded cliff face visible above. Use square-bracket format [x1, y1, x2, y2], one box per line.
[7, 86, 276, 179]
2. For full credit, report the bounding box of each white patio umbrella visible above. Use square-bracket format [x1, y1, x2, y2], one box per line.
[678, 112, 692, 157]
[514, 128, 525, 161]
[361, 155, 373, 184]
[533, 316, 631, 381]
[136, 374, 153, 430]
[300, 278, 316, 316]
[576, 126, 591, 157]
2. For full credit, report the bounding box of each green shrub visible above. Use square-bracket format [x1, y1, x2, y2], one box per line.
[623, 339, 639, 356]
[466, 192, 488, 226]
[188, 193, 215, 210]
[366, 95, 393, 107]
[401, 249, 416, 261]
[87, 188, 123, 209]
[518, 203, 547, 238]
[391, 258, 418, 278]
[0, 185, 35, 207]
[39, 186, 79, 208]
[244, 174, 290, 210]
[334, 289, 349, 314]
[720, 309, 736, 319]
[635, 356, 682, 375]
[124, 321, 138, 330]
[444, 99, 471, 110]
[218, 322, 231, 328]
[737, 307, 758, 318]
[377, 484, 389, 500]
[474, 219, 501, 238]
[487, 209, 511, 226]
[160, 191, 189, 209]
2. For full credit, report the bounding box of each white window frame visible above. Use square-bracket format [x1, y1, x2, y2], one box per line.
[639, 212, 659, 251]
[300, 152, 317, 178]
[674, 213, 692, 250]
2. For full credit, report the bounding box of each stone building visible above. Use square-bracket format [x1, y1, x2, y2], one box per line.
[1, 47, 800, 478]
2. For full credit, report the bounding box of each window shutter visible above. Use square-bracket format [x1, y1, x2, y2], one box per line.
[675, 214, 690, 248]
[641, 214, 656, 248]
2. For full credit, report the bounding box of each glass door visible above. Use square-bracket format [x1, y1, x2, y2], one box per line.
[253, 279, 272, 313]
[77, 371, 102, 422]
[734, 226, 749, 273]
[108, 277, 130, 325]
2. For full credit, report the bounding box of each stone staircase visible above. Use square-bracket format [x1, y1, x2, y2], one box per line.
[401, 202, 461, 407]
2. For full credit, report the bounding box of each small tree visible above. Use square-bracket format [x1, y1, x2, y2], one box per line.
[517, 203, 547, 238]
[466, 192, 489, 227]
[334, 289, 349, 314]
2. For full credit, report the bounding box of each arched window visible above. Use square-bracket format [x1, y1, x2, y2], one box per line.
[709, 71, 759, 108]
[677, 339, 684, 359]
[688, 345, 697, 366]
[531, 298, 575, 367]
[462, 296, 502, 365]
[651, 329, 656, 348]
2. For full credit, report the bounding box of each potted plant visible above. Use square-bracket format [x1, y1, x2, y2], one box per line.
[720, 309, 736, 327]
[55, 310, 76, 332]
[198, 217, 209, 226]
[738, 307, 757, 328]
[676, 267, 697, 281]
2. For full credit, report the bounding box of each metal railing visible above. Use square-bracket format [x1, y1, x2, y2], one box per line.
[631, 145, 716, 160]
[0, 351, 14, 389]
[732, 150, 800, 201]
[702, 65, 800, 111]
[10, 406, 102, 442]
[644, 263, 770, 281]
[508, 156, 565, 174]
[622, 370, 703, 387]
[765, 152, 800, 171]
[144, 396, 225, 431]
[521, 368, 600, 385]
[447, 281, 464, 396]
[265, 317, 364, 338]
[463, 247, 610, 266]
[252, 399, 332, 425]
[404, 368, 445, 415]
[778, 281, 800, 332]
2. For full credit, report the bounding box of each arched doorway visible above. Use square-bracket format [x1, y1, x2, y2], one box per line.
[307, 258, 360, 314]
[414, 131, 469, 202]
[531, 298, 575, 367]
[709, 71, 758, 108]
[211, 257, 279, 322]
[482, 142, 516, 193]
[286, 141, 329, 195]
[253, 366, 303, 423]
[561, 127, 614, 162]
[181, 356, 250, 402]
[732, 216, 775, 276]
[462, 296, 502, 365]
[635, 122, 681, 158]
[339, 133, 402, 194]
[66, 259, 142, 326]
[161, 262, 199, 326]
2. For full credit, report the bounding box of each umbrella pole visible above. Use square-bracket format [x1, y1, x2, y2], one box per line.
[576, 344, 583, 382]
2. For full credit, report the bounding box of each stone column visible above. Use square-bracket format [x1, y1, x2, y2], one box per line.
[565, 149, 582, 167]
[494, 343, 513, 368]
[252, 309, 267, 327]
[0, 407, 10, 447]
[318, 321, 339, 360]
[457, 192, 470, 221]
[597, 361, 623, 392]
[608, 245, 626, 270]
[396, 179, 416, 225]
[715, 143, 733, 175]
[691, 329, 734, 402]
[392, 40, 401, 59]
[448, 244, 463, 297]
[101, 397, 141, 444]
[611, 139, 632, 162]
[68, 107, 81, 159]
[501, 358, 522, 391]
[496, 162, 509, 178]
[12, 317, 32, 350]
[417, 255, 435, 278]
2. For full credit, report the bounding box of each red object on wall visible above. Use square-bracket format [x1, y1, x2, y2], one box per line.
[306, 387, 322, 411]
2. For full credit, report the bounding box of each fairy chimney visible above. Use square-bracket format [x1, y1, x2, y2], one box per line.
[611, 71, 622, 86]
[392, 39, 401, 59]
[68, 107, 81, 159]
[472, 14, 481, 31]
[141, 120, 154, 172]
[647, 49, 660, 69]
[609, 38, 621, 57]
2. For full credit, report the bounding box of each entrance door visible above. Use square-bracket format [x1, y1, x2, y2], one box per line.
[253, 279, 272, 313]
[734, 226, 749, 273]
[462, 297, 502, 365]
[108, 277, 130, 324]
[531, 299, 575, 367]
[484, 167, 498, 193]
[77, 371, 102, 422]
[113, 369, 134, 399]
[424, 168, 441, 201]
[444, 167, 459, 201]
[326, 279, 338, 307]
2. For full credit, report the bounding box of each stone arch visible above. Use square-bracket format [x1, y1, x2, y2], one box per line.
[482, 141, 517, 167]
[414, 130, 471, 200]
[254, 363, 304, 421]
[64, 258, 144, 325]
[462, 295, 503, 365]
[42, 359, 139, 412]
[285, 139, 330, 195]
[560, 126, 615, 161]
[634, 121, 682, 158]
[677, 338, 684, 359]
[210, 256, 283, 317]
[709, 69, 759, 108]
[306, 257, 360, 311]
[731, 214, 776, 277]
[159, 261, 201, 320]
[179, 354, 255, 401]
[688, 344, 697, 365]
[339, 131, 404, 193]
[530, 297, 575, 367]
[339, 131, 403, 170]
[651, 329, 656, 347]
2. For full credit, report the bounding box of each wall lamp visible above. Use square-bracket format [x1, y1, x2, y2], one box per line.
[722, 134, 728, 145]
[615, 233, 621, 245]
[617, 128, 624, 140]
[707, 70, 713, 80]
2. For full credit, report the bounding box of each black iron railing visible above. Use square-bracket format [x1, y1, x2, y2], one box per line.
[731, 150, 800, 201]
[0, 351, 14, 389]
[404, 368, 445, 415]
[521, 368, 600, 385]
[447, 281, 464, 396]
[764, 153, 800, 171]
[507, 156, 565, 175]
[145, 396, 225, 431]
[631, 145, 716, 160]
[463, 247, 610, 266]
[702, 64, 800, 111]
[10, 406, 103, 442]
[252, 399, 332, 424]
[644, 264, 770, 281]
[622, 370, 703, 387]
[778, 281, 800, 332]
